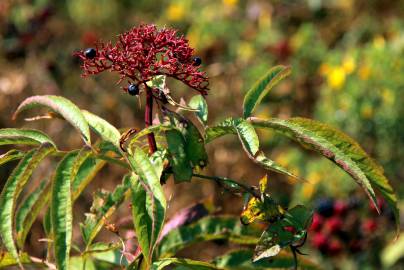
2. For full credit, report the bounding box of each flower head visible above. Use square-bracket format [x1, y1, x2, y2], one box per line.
[74, 24, 209, 94]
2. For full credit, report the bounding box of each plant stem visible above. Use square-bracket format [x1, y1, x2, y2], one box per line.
[192, 173, 260, 198]
[145, 86, 157, 153]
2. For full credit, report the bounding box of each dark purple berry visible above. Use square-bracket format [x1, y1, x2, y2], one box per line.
[315, 198, 334, 217]
[128, 84, 139, 96]
[192, 56, 202, 66]
[84, 48, 96, 59]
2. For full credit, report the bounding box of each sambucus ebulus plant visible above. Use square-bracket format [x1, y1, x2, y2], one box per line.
[0, 24, 398, 270]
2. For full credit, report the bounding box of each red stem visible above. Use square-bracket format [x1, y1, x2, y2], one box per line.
[145, 87, 157, 153]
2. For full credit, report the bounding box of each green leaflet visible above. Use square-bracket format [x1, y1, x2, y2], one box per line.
[250, 117, 399, 229]
[205, 118, 297, 179]
[183, 119, 208, 169]
[80, 174, 131, 247]
[157, 216, 261, 258]
[13, 95, 91, 144]
[0, 143, 55, 264]
[189, 95, 208, 125]
[151, 258, 220, 270]
[165, 129, 193, 182]
[213, 249, 320, 270]
[0, 149, 25, 166]
[51, 151, 80, 270]
[128, 124, 177, 151]
[15, 178, 51, 249]
[127, 147, 166, 265]
[0, 252, 36, 268]
[0, 128, 56, 147]
[243, 65, 291, 119]
[82, 110, 121, 148]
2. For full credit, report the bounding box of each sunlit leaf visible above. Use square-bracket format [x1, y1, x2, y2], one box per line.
[243, 65, 291, 119]
[240, 194, 285, 225]
[13, 95, 91, 144]
[0, 149, 24, 166]
[128, 124, 177, 151]
[82, 110, 121, 148]
[189, 95, 208, 125]
[0, 252, 35, 268]
[151, 258, 220, 270]
[157, 216, 260, 258]
[15, 178, 51, 248]
[0, 128, 56, 147]
[250, 117, 398, 228]
[0, 143, 55, 264]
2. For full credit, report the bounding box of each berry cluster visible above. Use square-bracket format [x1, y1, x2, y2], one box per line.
[309, 196, 389, 256]
[74, 24, 209, 95]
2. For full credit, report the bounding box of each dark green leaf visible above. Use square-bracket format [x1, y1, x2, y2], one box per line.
[243, 65, 291, 119]
[82, 110, 121, 148]
[15, 178, 51, 248]
[165, 129, 193, 182]
[51, 151, 80, 270]
[250, 117, 398, 228]
[157, 216, 260, 258]
[80, 175, 131, 247]
[205, 118, 237, 143]
[13, 95, 91, 144]
[0, 128, 56, 147]
[0, 143, 55, 263]
[127, 147, 166, 265]
[183, 120, 208, 169]
[189, 95, 208, 125]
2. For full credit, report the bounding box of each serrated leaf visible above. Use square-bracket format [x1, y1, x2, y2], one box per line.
[189, 95, 208, 125]
[151, 258, 220, 270]
[243, 65, 291, 119]
[213, 249, 321, 270]
[0, 149, 24, 166]
[127, 147, 166, 265]
[128, 124, 177, 151]
[82, 110, 121, 148]
[183, 119, 208, 169]
[250, 117, 398, 228]
[80, 175, 131, 247]
[165, 129, 193, 182]
[0, 128, 56, 147]
[157, 216, 261, 258]
[0, 143, 55, 264]
[15, 178, 51, 248]
[13, 95, 91, 144]
[51, 151, 80, 270]
[205, 118, 298, 179]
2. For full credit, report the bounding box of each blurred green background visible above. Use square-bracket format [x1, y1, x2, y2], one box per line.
[1, 0, 403, 269]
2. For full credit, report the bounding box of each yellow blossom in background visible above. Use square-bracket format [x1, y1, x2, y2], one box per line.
[342, 56, 356, 74]
[327, 66, 346, 90]
[319, 63, 330, 75]
[223, 0, 238, 7]
[361, 104, 374, 119]
[373, 35, 386, 49]
[258, 9, 272, 30]
[166, 3, 185, 22]
[302, 171, 321, 199]
[358, 65, 371, 80]
[237, 42, 254, 62]
[381, 88, 394, 105]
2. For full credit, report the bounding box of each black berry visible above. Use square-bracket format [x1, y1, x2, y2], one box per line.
[192, 56, 202, 66]
[315, 198, 335, 217]
[84, 48, 96, 59]
[128, 84, 139, 96]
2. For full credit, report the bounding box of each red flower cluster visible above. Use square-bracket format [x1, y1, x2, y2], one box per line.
[74, 24, 209, 94]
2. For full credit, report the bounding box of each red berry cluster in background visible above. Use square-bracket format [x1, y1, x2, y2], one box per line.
[309, 196, 393, 256]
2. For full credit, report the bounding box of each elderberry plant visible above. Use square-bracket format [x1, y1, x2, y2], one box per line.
[0, 24, 398, 270]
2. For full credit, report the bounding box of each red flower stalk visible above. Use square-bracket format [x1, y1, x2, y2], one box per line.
[74, 24, 209, 94]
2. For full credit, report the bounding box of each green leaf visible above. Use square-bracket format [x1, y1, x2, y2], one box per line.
[82, 110, 121, 148]
[15, 178, 51, 248]
[127, 147, 166, 265]
[189, 95, 208, 125]
[0, 149, 24, 166]
[183, 119, 208, 169]
[128, 124, 177, 151]
[13, 95, 91, 144]
[0, 252, 35, 268]
[0, 128, 56, 147]
[382, 232, 404, 268]
[80, 174, 131, 247]
[151, 258, 220, 270]
[51, 151, 80, 270]
[0, 143, 55, 264]
[240, 194, 285, 226]
[205, 118, 297, 179]
[165, 129, 193, 182]
[213, 249, 320, 270]
[243, 65, 291, 119]
[250, 117, 398, 228]
[157, 216, 260, 258]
